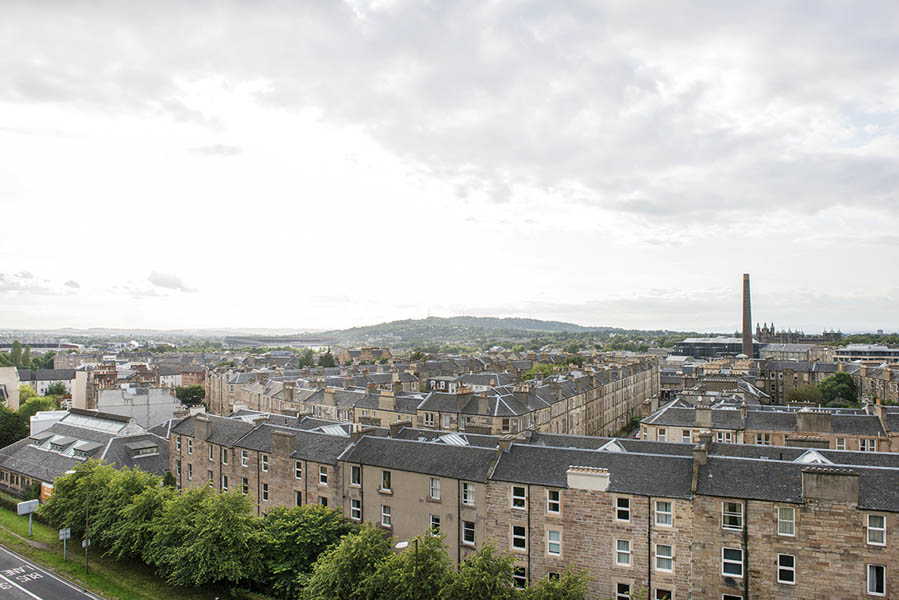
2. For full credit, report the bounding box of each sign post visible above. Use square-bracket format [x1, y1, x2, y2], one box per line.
[16, 500, 39, 537]
[59, 528, 71, 561]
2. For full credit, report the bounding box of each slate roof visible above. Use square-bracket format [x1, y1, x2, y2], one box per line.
[341, 436, 497, 482]
[490, 444, 694, 499]
[231, 423, 355, 465]
[170, 413, 256, 445]
[16, 369, 77, 381]
[0, 439, 80, 482]
[389, 427, 501, 448]
[103, 433, 170, 475]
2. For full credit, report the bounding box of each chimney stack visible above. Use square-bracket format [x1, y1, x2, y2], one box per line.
[742, 273, 753, 358]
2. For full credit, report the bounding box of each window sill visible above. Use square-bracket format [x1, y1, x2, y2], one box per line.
[379, 488, 393, 495]
[426, 496, 441, 503]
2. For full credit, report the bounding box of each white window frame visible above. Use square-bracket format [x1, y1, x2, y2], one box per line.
[777, 506, 795, 537]
[221, 474, 228, 491]
[776, 553, 795, 585]
[187, 439, 192, 454]
[221, 449, 228, 465]
[655, 589, 673, 600]
[867, 514, 886, 546]
[861, 438, 876, 452]
[657, 428, 667, 442]
[655, 544, 673, 573]
[462, 482, 475, 506]
[511, 486, 527, 509]
[351, 465, 361, 486]
[429, 477, 441, 500]
[430, 514, 441, 534]
[240, 449, 248, 467]
[176, 437, 181, 452]
[261, 454, 269, 472]
[616, 583, 631, 600]
[381, 504, 391, 527]
[655, 500, 673, 527]
[547, 489, 561, 514]
[722, 501, 744, 530]
[187, 463, 192, 480]
[682, 429, 691, 443]
[262, 482, 269, 502]
[381, 470, 392, 492]
[615, 497, 630, 522]
[462, 520, 475, 545]
[512, 525, 527, 550]
[867, 564, 886, 596]
[294, 461, 302, 479]
[319, 465, 328, 485]
[547, 529, 561, 556]
[836, 437, 846, 450]
[350, 499, 361, 520]
[722, 547, 743, 578]
[208, 445, 214, 461]
[616, 539, 631, 566]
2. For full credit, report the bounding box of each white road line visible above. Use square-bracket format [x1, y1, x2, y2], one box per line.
[0, 572, 43, 600]
[0, 546, 102, 600]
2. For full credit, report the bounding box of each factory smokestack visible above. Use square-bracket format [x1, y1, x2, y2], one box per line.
[742, 273, 753, 357]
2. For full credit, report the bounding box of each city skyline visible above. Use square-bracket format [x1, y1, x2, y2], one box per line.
[1, 2, 897, 332]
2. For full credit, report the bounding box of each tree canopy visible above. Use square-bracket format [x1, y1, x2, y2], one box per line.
[818, 372, 858, 406]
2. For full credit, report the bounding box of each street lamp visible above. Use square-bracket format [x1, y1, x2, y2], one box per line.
[395, 538, 419, 600]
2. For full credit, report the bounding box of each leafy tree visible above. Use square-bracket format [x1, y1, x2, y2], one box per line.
[409, 350, 427, 362]
[45, 382, 67, 396]
[106, 484, 174, 560]
[318, 351, 336, 368]
[563, 342, 581, 354]
[143, 487, 210, 578]
[22, 482, 41, 501]
[21, 345, 30, 367]
[18, 395, 57, 421]
[9, 341, 22, 367]
[301, 522, 391, 600]
[162, 470, 177, 488]
[40, 461, 113, 539]
[440, 543, 515, 600]
[525, 568, 590, 600]
[261, 504, 357, 599]
[785, 384, 823, 404]
[18, 385, 37, 404]
[523, 364, 554, 381]
[298, 349, 316, 368]
[90, 466, 161, 550]
[818, 372, 858, 406]
[0, 404, 27, 447]
[366, 534, 452, 600]
[564, 355, 585, 368]
[174, 385, 206, 406]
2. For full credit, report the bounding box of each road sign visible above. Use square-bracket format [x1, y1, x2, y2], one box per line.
[59, 528, 71, 541]
[16, 500, 39, 515]
[81, 539, 91, 548]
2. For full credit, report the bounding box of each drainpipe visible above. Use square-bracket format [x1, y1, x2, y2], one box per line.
[456, 480, 462, 564]
[527, 483, 532, 584]
[647, 496, 652, 594]
[743, 500, 749, 600]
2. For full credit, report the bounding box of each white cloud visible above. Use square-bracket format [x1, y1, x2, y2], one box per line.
[147, 272, 194, 293]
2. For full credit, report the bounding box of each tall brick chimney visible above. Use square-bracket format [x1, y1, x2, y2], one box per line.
[742, 273, 753, 358]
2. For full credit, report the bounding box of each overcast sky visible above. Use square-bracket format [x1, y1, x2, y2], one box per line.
[1, 1, 897, 333]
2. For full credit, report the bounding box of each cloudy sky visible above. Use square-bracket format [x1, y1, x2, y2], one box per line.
[1, 1, 897, 333]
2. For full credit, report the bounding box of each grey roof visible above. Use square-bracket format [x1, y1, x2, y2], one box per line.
[0, 439, 80, 483]
[342, 436, 497, 482]
[104, 434, 170, 476]
[389, 427, 501, 448]
[16, 368, 77, 381]
[231, 423, 355, 465]
[170, 413, 256, 445]
[490, 443, 694, 499]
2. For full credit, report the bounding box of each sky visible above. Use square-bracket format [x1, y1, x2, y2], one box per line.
[0, 1, 897, 333]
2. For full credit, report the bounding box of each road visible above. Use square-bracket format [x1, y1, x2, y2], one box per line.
[0, 545, 101, 600]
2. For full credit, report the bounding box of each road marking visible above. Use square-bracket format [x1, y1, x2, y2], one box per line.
[0, 546, 103, 600]
[0, 571, 43, 600]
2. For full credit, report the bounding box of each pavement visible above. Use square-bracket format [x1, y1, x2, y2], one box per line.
[0, 544, 102, 600]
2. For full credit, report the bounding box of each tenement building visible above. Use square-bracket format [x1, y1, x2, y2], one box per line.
[166, 411, 898, 598]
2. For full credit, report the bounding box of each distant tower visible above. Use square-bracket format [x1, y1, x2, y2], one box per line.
[742, 274, 753, 357]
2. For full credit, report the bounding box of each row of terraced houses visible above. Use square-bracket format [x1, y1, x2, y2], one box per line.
[169, 411, 898, 599]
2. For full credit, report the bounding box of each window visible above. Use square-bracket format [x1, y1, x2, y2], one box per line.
[861, 438, 876, 452]
[616, 497, 630, 522]
[442, 414, 451, 429]
[512, 566, 527, 589]
[176, 437, 181, 452]
[512, 525, 527, 550]
[722, 547, 743, 577]
[221, 475, 228, 491]
[187, 439, 192, 454]
[682, 429, 691, 443]
[462, 520, 475, 545]
[423, 412, 434, 427]
[262, 483, 269, 502]
[207, 469, 213, 484]
[381, 505, 392, 527]
[430, 514, 441, 534]
[512, 486, 527, 509]
[241, 477, 248, 495]
[350, 499, 361, 520]
[655, 500, 673, 527]
[295, 491, 302, 506]
[547, 490, 560, 514]
[722, 596, 743, 600]
[187, 463, 192, 480]
[655, 590, 672, 600]
[319, 496, 328, 507]
[380, 470, 392, 492]
[655, 544, 673, 572]
[716, 431, 733, 443]
[294, 461, 302, 479]
[867, 514, 886, 546]
[777, 554, 795, 584]
[836, 437, 846, 450]
[261, 455, 269, 472]
[351, 465, 361, 486]
[547, 529, 561, 556]
[867, 564, 885, 596]
[771, 506, 795, 536]
[176, 460, 181, 477]
[722, 501, 743, 530]
[616, 583, 631, 600]
[658, 428, 667, 442]
[208, 445, 214, 461]
[462, 482, 475, 506]
[430, 477, 441, 500]
[319, 466, 328, 484]
[756, 433, 771, 445]
[616, 539, 631, 566]
[241, 450, 248, 467]
[221, 449, 228, 465]
[502, 418, 511, 433]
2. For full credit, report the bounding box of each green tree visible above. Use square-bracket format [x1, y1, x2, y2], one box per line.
[21, 345, 31, 367]
[525, 568, 590, 600]
[563, 342, 580, 354]
[17, 395, 57, 421]
[318, 351, 337, 368]
[523, 364, 554, 381]
[302, 522, 391, 600]
[261, 504, 357, 599]
[0, 404, 27, 447]
[298, 349, 316, 368]
[174, 385, 206, 406]
[366, 534, 452, 600]
[45, 382, 67, 396]
[818, 372, 858, 406]
[143, 487, 210, 578]
[40, 461, 113, 539]
[18, 384, 37, 404]
[409, 350, 427, 362]
[90, 466, 161, 550]
[106, 484, 174, 560]
[564, 355, 585, 368]
[161, 470, 177, 488]
[785, 384, 823, 404]
[9, 341, 22, 367]
[440, 543, 515, 600]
